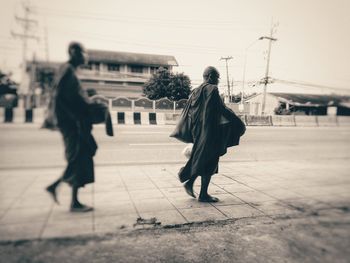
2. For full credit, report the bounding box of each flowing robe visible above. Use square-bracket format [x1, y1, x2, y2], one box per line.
[54, 63, 97, 187]
[171, 82, 245, 183]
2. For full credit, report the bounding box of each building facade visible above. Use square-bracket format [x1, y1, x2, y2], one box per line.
[79, 50, 178, 98]
[26, 49, 178, 100]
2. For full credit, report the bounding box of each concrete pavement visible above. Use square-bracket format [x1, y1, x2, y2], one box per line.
[1, 158, 349, 241]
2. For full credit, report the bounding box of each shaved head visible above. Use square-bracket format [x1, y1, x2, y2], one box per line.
[68, 41, 87, 67]
[68, 42, 84, 54]
[203, 66, 220, 85]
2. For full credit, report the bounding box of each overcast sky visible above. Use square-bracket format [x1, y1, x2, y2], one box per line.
[1, 0, 349, 94]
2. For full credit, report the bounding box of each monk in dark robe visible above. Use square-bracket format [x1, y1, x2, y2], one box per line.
[45, 42, 97, 212]
[171, 66, 245, 202]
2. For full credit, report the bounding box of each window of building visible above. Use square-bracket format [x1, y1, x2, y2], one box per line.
[92, 62, 100, 71]
[107, 63, 120, 72]
[150, 66, 159, 74]
[81, 64, 92, 70]
[130, 65, 143, 73]
[83, 62, 99, 71]
[150, 66, 168, 74]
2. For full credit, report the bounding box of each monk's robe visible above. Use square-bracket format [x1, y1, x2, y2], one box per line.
[171, 82, 246, 183]
[53, 63, 97, 187]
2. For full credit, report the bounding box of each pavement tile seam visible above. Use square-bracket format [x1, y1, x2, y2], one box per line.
[219, 173, 313, 211]
[38, 202, 56, 239]
[93, 212, 137, 219]
[178, 206, 228, 222]
[140, 166, 189, 224]
[220, 173, 258, 189]
[0, 173, 42, 222]
[118, 170, 141, 218]
[163, 167, 251, 220]
[209, 181, 266, 218]
[206, 200, 232, 218]
[211, 204, 265, 219]
[213, 202, 247, 207]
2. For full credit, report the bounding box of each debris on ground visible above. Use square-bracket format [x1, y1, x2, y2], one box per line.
[133, 217, 161, 227]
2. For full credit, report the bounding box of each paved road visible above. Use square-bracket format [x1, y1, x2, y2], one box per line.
[0, 124, 349, 262]
[0, 124, 350, 169]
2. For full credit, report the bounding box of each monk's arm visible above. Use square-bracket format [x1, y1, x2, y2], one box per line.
[61, 68, 91, 120]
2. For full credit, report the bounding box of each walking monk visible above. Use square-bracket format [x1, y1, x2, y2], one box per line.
[44, 42, 97, 212]
[171, 66, 246, 202]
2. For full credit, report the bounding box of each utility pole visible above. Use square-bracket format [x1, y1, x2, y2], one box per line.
[220, 56, 233, 102]
[241, 37, 264, 111]
[261, 20, 278, 115]
[11, 1, 39, 108]
[231, 78, 234, 100]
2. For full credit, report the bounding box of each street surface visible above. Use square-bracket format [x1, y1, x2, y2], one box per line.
[1, 124, 350, 168]
[0, 124, 349, 262]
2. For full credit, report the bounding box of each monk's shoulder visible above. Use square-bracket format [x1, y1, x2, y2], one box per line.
[55, 63, 77, 91]
[203, 84, 219, 96]
[58, 63, 74, 78]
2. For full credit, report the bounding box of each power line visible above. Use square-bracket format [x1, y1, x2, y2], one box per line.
[46, 25, 238, 55]
[35, 7, 268, 30]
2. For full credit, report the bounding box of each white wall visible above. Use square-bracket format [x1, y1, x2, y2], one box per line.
[245, 93, 280, 115]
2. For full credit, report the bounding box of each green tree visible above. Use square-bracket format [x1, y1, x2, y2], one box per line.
[0, 70, 18, 108]
[0, 71, 17, 96]
[143, 67, 191, 100]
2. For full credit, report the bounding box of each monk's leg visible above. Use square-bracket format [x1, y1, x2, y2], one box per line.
[198, 175, 219, 202]
[46, 130, 73, 205]
[184, 175, 198, 198]
[46, 166, 69, 204]
[46, 178, 61, 204]
[71, 186, 79, 207]
[70, 186, 93, 212]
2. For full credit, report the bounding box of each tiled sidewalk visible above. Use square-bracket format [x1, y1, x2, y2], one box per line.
[0, 159, 349, 241]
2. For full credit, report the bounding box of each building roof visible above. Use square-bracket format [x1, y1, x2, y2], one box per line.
[339, 101, 350, 108]
[87, 49, 178, 67]
[26, 61, 61, 70]
[244, 92, 350, 107]
[270, 93, 350, 106]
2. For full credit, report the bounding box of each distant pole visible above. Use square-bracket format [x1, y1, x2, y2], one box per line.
[231, 78, 234, 100]
[220, 56, 233, 102]
[12, 2, 39, 74]
[261, 20, 278, 115]
[11, 1, 39, 107]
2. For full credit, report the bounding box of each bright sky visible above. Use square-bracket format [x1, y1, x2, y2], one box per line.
[1, 0, 350, 95]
